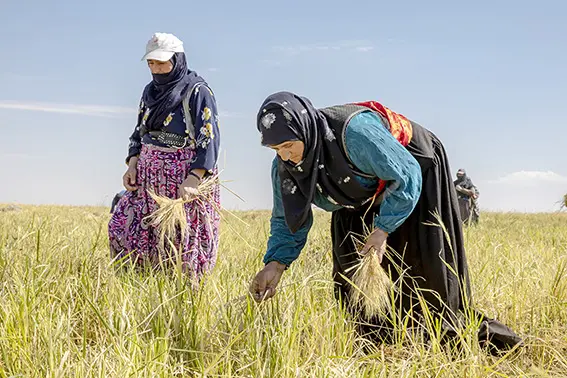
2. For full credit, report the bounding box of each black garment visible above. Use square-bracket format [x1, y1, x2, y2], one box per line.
[457, 197, 479, 225]
[330, 122, 522, 354]
[319, 103, 387, 179]
[257, 92, 376, 233]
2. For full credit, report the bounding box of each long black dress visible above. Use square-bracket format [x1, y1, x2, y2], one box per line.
[331, 122, 522, 354]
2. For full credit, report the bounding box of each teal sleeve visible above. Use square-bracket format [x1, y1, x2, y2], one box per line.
[263, 158, 313, 266]
[345, 112, 422, 233]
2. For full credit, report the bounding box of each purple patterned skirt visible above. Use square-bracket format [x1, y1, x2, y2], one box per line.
[108, 144, 220, 280]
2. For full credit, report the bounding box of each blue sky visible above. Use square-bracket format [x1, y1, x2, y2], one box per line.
[1, 0, 566, 212]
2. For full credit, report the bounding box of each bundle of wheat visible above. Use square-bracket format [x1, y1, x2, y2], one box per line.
[346, 227, 393, 319]
[349, 250, 392, 319]
[144, 174, 221, 251]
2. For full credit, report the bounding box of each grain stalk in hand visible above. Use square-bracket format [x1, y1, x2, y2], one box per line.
[144, 173, 220, 254]
[345, 223, 393, 319]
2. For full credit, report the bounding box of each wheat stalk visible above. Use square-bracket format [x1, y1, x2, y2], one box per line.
[349, 250, 392, 319]
[345, 224, 393, 319]
[144, 173, 221, 253]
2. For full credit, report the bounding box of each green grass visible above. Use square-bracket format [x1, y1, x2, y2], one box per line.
[0, 205, 566, 377]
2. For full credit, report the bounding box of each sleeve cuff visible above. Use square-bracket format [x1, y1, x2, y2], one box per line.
[263, 256, 291, 269]
[126, 153, 140, 165]
[373, 217, 396, 234]
[191, 156, 216, 174]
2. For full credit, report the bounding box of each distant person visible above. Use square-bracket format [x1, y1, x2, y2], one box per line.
[110, 190, 126, 214]
[108, 32, 221, 282]
[454, 169, 480, 225]
[248, 91, 522, 354]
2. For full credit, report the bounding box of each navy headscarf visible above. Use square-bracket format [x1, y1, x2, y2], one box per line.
[257, 91, 377, 233]
[454, 169, 475, 189]
[142, 52, 204, 130]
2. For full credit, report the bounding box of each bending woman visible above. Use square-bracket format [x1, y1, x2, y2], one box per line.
[249, 91, 521, 353]
[108, 33, 221, 282]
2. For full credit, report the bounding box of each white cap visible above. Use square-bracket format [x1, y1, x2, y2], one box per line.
[142, 32, 184, 61]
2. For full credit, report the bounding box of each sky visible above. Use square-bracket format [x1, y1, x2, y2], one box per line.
[0, 0, 566, 213]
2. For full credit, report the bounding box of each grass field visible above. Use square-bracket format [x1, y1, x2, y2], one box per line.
[0, 205, 566, 377]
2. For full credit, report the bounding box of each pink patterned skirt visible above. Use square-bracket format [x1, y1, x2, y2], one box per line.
[108, 144, 220, 280]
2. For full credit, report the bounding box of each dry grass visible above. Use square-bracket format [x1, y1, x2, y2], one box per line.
[0, 206, 566, 377]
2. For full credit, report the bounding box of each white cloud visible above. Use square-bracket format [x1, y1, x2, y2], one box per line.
[259, 59, 282, 67]
[0, 153, 42, 160]
[0, 101, 135, 118]
[2, 73, 56, 82]
[271, 40, 375, 56]
[491, 170, 567, 184]
[386, 38, 405, 44]
[478, 170, 567, 212]
[0, 101, 242, 119]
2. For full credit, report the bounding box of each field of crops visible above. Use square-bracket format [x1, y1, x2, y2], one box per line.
[0, 205, 566, 377]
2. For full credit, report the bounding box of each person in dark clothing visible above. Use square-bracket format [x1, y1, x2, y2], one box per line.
[454, 169, 480, 225]
[248, 91, 522, 354]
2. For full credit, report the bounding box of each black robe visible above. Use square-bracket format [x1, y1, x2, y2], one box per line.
[330, 122, 522, 354]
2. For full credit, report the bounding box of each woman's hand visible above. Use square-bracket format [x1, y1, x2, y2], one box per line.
[360, 228, 388, 263]
[249, 261, 286, 303]
[123, 157, 138, 191]
[178, 169, 204, 200]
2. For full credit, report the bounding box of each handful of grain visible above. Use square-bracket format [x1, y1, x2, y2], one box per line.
[343, 195, 396, 319]
[144, 174, 220, 250]
[349, 249, 392, 319]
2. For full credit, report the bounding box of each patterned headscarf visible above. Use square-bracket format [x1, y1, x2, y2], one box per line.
[257, 91, 376, 233]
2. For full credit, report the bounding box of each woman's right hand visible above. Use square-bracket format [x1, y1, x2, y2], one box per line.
[123, 158, 138, 191]
[249, 261, 286, 303]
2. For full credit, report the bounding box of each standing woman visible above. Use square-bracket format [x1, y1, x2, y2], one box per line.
[109, 33, 221, 282]
[249, 91, 521, 353]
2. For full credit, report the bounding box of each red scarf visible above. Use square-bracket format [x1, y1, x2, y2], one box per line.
[353, 101, 414, 196]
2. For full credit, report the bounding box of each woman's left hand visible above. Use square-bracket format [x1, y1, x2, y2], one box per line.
[178, 170, 204, 200]
[360, 228, 388, 263]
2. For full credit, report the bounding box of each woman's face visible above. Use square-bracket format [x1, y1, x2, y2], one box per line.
[269, 140, 305, 164]
[147, 59, 174, 74]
